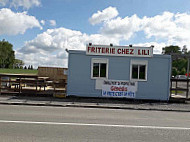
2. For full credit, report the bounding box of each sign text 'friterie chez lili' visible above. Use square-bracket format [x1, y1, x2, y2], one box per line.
[86, 45, 153, 57]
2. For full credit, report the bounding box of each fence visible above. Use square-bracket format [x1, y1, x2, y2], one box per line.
[38, 67, 67, 81]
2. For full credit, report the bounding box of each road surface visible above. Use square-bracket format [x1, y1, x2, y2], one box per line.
[0, 105, 190, 142]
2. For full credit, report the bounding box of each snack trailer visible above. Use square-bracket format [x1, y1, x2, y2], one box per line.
[67, 44, 171, 101]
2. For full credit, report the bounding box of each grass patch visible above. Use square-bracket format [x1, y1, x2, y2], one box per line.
[171, 90, 184, 94]
[0, 68, 38, 75]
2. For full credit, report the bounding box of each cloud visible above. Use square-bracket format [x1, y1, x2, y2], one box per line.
[97, 9, 190, 48]
[57, 51, 68, 59]
[141, 12, 190, 46]
[17, 27, 119, 68]
[0, 0, 8, 6]
[89, 6, 118, 25]
[134, 42, 167, 54]
[0, 0, 41, 9]
[101, 14, 141, 40]
[16, 6, 190, 68]
[49, 20, 56, 26]
[10, 0, 41, 9]
[40, 20, 45, 25]
[16, 50, 67, 68]
[40, 20, 57, 27]
[0, 8, 42, 35]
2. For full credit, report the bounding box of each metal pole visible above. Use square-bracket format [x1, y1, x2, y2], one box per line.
[36, 77, 38, 95]
[186, 58, 189, 99]
[175, 80, 177, 95]
[19, 78, 21, 94]
[0, 76, 1, 95]
[170, 57, 173, 98]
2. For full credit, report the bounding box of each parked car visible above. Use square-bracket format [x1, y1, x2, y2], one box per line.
[175, 75, 187, 79]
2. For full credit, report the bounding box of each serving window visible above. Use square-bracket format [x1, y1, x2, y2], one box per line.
[91, 58, 108, 79]
[130, 60, 148, 81]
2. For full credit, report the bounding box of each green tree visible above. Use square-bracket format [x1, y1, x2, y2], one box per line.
[0, 39, 15, 68]
[172, 58, 188, 76]
[164, 45, 181, 54]
[164, 45, 189, 76]
[172, 67, 179, 76]
[13, 59, 24, 69]
[180, 67, 187, 75]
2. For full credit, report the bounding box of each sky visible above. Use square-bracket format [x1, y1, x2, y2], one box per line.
[0, 0, 190, 68]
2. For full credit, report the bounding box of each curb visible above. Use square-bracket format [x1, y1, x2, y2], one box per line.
[0, 102, 190, 112]
[66, 104, 190, 112]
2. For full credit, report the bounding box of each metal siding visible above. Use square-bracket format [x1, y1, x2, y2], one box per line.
[167, 57, 172, 101]
[67, 51, 171, 100]
[66, 52, 71, 96]
[108, 56, 131, 80]
[135, 57, 171, 100]
[67, 53, 101, 97]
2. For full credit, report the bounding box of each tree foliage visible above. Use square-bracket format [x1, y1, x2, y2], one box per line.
[164, 45, 189, 76]
[13, 59, 24, 69]
[164, 45, 181, 54]
[172, 59, 187, 76]
[0, 39, 15, 68]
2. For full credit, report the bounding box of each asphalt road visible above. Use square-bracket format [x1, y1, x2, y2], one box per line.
[0, 105, 190, 142]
